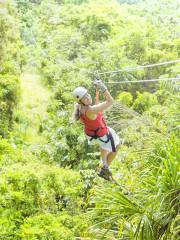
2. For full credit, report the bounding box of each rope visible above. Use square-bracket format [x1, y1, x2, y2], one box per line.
[97, 59, 180, 75]
[106, 77, 180, 84]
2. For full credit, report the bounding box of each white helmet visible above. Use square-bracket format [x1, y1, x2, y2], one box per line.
[73, 87, 88, 100]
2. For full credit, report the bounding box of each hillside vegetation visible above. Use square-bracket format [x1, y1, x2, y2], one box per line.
[0, 0, 179, 239]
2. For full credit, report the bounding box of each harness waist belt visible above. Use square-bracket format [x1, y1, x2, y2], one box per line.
[87, 128, 116, 152]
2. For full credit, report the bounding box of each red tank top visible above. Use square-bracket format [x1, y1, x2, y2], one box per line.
[80, 112, 108, 137]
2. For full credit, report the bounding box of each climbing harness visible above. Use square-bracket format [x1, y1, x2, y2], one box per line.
[88, 128, 116, 152]
[80, 112, 116, 152]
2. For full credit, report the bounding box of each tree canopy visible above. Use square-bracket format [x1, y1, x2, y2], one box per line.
[0, 0, 179, 239]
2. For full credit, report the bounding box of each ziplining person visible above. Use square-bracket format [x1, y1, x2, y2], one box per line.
[72, 80, 122, 180]
[71, 59, 180, 181]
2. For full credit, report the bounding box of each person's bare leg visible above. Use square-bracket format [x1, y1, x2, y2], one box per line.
[107, 143, 121, 166]
[98, 148, 112, 179]
[100, 148, 109, 167]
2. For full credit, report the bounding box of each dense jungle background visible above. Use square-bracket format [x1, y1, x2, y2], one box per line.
[0, 0, 179, 239]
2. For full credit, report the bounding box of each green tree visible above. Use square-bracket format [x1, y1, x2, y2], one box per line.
[117, 91, 133, 106]
[133, 91, 158, 113]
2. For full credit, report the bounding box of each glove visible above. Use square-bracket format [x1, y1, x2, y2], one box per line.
[93, 79, 107, 93]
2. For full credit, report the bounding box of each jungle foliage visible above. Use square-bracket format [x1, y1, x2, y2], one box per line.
[0, 1, 22, 137]
[0, 0, 179, 239]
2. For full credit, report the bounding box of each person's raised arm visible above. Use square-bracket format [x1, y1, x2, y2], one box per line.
[88, 80, 114, 114]
[95, 88, 100, 104]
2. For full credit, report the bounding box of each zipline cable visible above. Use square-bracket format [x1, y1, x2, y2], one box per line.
[106, 77, 180, 84]
[97, 59, 180, 75]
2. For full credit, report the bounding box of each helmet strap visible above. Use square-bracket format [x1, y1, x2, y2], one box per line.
[79, 100, 86, 106]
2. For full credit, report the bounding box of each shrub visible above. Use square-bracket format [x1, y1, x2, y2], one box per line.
[18, 213, 74, 240]
[0, 74, 20, 136]
[133, 91, 158, 113]
[155, 89, 171, 104]
[0, 162, 84, 238]
[117, 91, 133, 106]
[0, 1, 21, 136]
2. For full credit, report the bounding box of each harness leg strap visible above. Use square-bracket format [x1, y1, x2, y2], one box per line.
[87, 127, 116, 153]
[98, 130, 116, 152]
[108, 130, 116, 152]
